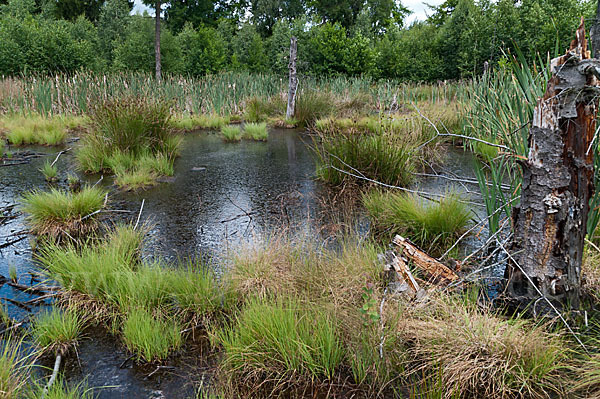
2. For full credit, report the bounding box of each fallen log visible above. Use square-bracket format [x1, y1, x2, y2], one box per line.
[392, 235, 458, 285]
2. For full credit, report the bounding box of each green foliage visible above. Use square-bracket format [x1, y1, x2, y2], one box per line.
[29, 379, 95, 399]
[178, 23, 227, 76]
[217, 297, 344, 380]
[242, 122, 268, 141]
[230, 24, 267, 72]
[31, 309, 85, 354]
[21, 186, 106, 236]
[113, 14, 183, 74]
[221, 125, 242, 142]
[122, 308, 182, 362]
[362, 190, 471, 255]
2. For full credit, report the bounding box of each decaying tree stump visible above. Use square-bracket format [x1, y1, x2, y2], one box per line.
[506, 19, 600, 308]
[286, 36, 298, 120]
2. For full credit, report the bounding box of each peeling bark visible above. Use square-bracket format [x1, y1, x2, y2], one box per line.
[286, 37, 298, 120]
[506, 19, 600, 308]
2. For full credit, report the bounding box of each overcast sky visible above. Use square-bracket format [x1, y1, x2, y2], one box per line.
[132, 0, 445, 23]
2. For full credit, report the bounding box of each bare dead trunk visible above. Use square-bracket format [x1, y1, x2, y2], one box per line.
[286, 36, 298, 120]
[506, 19, 600, 309]
[155, 0, 161, 82]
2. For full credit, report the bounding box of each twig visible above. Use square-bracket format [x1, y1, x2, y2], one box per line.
[119, 354, 135, 369]
[146, 365, 175, 379]
[134, 199, 145, 230]
[412, 103, 510, 151]
[438, 198, 517, 261]
[497, 240, 589, 354]
[49, 148, 71, 168]
[328, 164, 480, 205]
[42, 354, 62, 399]
[92, 175, 103, 188]
[0, 321, 24, 335]
[0, 235, 26, 249]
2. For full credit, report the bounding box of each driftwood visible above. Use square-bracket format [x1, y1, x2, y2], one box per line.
[392, 235, 458, 285]
[506, 19, 600, 308]
[286, 36, 298, 120]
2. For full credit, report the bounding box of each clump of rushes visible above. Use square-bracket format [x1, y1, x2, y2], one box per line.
[294, 90, 335, 127]
[0, 114, 84, 146]
[582, 247, 600, 304]
[0, 139, 5, 156]
[362, 190, 471, 255]
[244, 96, 285, 123]
[37, 224, 221, 360]
[67, 175, 81, 192]
[217, 298, 344, 383]
[172, 114, 230, 131]
[31, 309, 85, 355]
[30, 378, 94, 399]
[8, 265, 17, 283]
[39, 160, 58, 182]
[397, 293, 568, 398]
[221, 125, 242, 142]
[77, 97, 181, 190]
[21, 186, 107, 238]
[0, 338, 28, 398]
[122, 308, 182, 363]
[243, 122, 268, 141]
[314, 132, 415, 187]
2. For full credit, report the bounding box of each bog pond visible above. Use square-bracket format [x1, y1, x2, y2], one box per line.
[0, 128, 487, 398]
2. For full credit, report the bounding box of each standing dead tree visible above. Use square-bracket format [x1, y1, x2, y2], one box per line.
[286, 37, 298, 121]
[506, 18, 600, 308]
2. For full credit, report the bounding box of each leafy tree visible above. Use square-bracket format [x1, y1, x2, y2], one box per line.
[250, 0, 305, 36]
[54, 0, 104, 21]
[231, 23, 267, 72]
[98, 0, 131, 64]
[306, 22, 347, 75]
[308, 0, 363, 28]
[178, 22, 227, 75]
[113, 14, 183, 74]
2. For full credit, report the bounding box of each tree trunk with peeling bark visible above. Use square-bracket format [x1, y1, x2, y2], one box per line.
[506, 19, 600, 309]
[286, 36, 298, 121]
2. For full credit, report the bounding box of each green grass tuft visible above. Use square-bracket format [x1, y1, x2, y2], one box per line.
[217, 297, 344, 380]
[31, 309, 85, 355]
[21, 186, 107, 237]
[314, 132, 416, 187]
[122, 308, 182, 363]
[243, 122, 268, 141]
[221, 125, 242, 142]
[362, 190, 471, 255]
[39, 160, 58, 182]
[0, 338, 27, 399]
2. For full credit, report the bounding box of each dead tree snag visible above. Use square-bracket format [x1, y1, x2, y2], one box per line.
[286, 36, 298, 120]
[506, 19, 600, 308]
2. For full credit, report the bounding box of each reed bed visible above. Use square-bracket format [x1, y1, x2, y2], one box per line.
[0, 72, 461, 117]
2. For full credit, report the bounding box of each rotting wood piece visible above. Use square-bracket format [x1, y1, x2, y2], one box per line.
[392, 235, 458, 285]
[506, 18, 600, 308]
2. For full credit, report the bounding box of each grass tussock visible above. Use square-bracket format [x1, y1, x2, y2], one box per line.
[217, 298, 344, 382]
[39, 160, 58, 182]
[362, 190, 471, 255]
[243, 122, 268, 141]
[28, 379, 94, 399]
[220, 125, 242, 142]
[244, 95, 285, 123]
[77, 97, 180, 189]
[173, 114, 230, 131]
[0, 338, 28, 399]
[31, 309, 85, 355]
[582, 247, 600, 304]
[21, 186, 107, 237]
[0, 114, 86, 146]
[122, 308, 182, 363]
[396, 293, 568, 399]
[37, 224, 221, 361]
[314, 132, 416, 187]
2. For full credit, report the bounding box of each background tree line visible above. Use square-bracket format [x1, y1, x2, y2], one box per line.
[0, 0, 595, 81]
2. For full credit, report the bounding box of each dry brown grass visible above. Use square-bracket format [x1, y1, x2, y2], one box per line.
[582, 247, 600, 304]
[393, 292, 569, 399]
